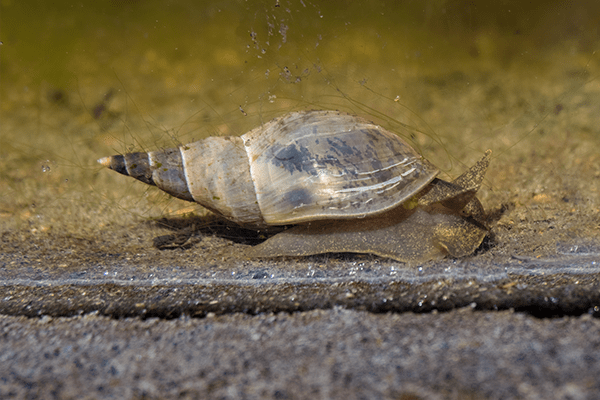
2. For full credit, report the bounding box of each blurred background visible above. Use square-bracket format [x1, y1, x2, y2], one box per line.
[1, 0, 599, 249]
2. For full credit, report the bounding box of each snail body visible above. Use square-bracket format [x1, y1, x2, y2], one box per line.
[99, 110, 490, 262]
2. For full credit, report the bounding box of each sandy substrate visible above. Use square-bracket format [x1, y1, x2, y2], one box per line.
[2, 309, 600, 399]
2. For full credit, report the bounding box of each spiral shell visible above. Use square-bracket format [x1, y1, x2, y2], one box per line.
[99, 110, 439, 228]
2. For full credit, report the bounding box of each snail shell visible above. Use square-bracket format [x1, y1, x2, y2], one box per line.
[99, 110, 439, 228]
[99, 110, 490, 262]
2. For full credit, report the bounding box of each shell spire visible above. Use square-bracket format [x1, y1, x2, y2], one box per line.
[97, 150, 195, 202]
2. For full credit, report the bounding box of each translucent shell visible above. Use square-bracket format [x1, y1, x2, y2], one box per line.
[241, 110, 439, 224]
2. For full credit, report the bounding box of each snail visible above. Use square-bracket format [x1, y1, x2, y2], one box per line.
[98, 110, 491, 262]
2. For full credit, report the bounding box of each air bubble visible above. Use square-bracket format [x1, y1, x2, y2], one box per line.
[41, 160, 52, 173]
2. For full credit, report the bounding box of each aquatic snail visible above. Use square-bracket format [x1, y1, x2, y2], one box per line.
[98, 110, 491, 262]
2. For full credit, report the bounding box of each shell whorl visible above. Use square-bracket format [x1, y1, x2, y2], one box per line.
[179, 136, 264, 227]
[240, 110, 439, 224]
[98, 149, 194, 202]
